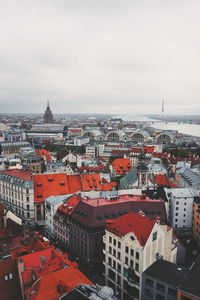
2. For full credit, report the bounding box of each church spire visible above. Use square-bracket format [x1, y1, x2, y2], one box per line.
[44, 100, 54, 124]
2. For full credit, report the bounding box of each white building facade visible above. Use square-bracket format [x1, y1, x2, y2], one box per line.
[0, 169, 35, 224]
[165, 188, 194, 235]
[103, 213, 177, 300]
[45, 194, 69, 238]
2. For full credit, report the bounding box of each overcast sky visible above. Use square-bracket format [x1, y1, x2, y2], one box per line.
[0, 0, 200, 115]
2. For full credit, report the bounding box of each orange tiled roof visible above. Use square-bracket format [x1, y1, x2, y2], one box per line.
[110, 158, 132, 175]
[154, 174, 170, 187]
[37, 149, 52, 162]
[66, 175, 82, 193]
[19, 248, 76, 285]
[82, 173, 102, 191]
[34, 173, 116, 203]
[34, 174, 68, 203]
[24, 265, 92, 300]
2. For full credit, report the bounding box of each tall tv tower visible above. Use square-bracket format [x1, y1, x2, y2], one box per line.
[161, 98, 164, 121]
[162, 98, 164, 113]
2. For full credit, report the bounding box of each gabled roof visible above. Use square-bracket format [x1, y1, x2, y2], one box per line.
[106, 212, 155, 247]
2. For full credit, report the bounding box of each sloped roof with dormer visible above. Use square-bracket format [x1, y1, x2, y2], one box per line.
[106, 212, 155, 247]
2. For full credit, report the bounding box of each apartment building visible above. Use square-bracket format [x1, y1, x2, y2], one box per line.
[45, 194, 70, 239]
[0, 169, 34, 224]
[141, 259, 187, 300]
[165, 188, 194, 235]
[103, 212, 177, 300]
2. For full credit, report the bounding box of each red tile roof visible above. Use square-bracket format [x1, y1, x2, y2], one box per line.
[111, 149, 130, 155]
[153, 152, 170, 159]
[67, 175, 82, 193]
[169, 179, 180, 188]
[143, 145, 155, 154]
[24, 265, 92, 300]
[11, 231, 52, 259]
[17, 244, 92, 300]
[101, 182, 116, 191]
[155, 174, 170, 187]
[34, 173, 116, 203]
[131, 147, 142, 153]
[78, 163, 105, 173]
[19, 248, 76, 286]
[37, 149, 52, 162]
[82, 173, 102, 191]
[58, 195, 81, 216]
[34, 174, 68, 203]
[110, 158, 132, 175]
[106, 212, 155, 247]
[1, 169, 33, 181]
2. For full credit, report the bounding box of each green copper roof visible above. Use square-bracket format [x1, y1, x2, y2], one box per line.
[120, 167, 137, 189]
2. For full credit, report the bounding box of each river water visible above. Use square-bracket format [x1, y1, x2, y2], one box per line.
[117, 115, 200, 138]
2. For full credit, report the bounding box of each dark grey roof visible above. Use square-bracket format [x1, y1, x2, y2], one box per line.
[144, 187, 169, 202]
[137, 163, 148, 171]
[180, 255, 200, 297]
[143, 259, 188, 288]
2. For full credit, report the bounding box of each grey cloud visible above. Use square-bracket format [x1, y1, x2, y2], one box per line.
[0, 0, 200, 114]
